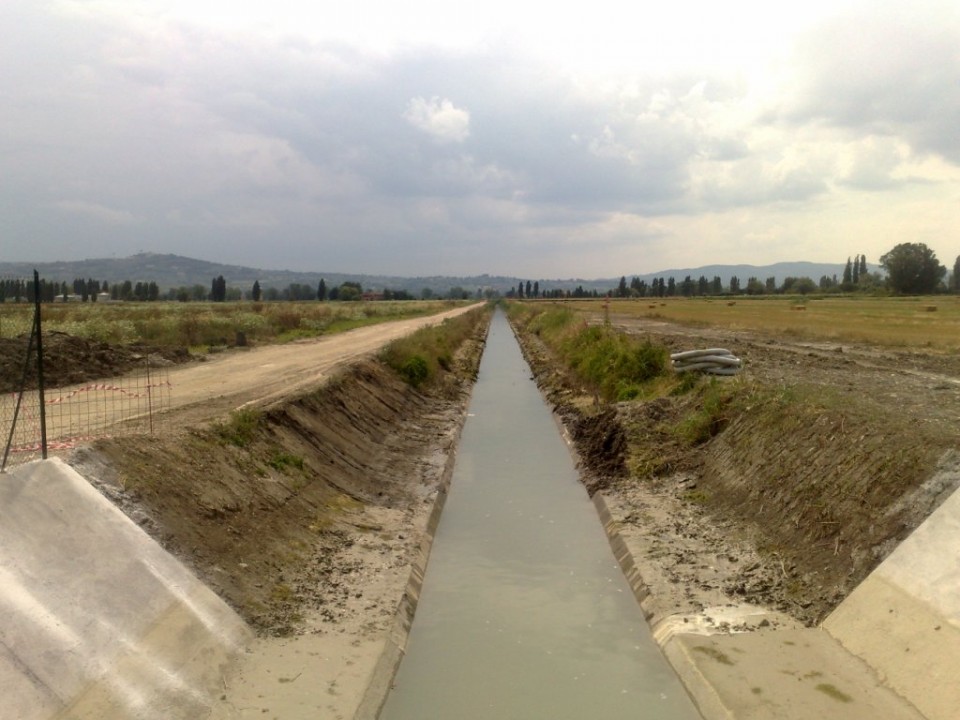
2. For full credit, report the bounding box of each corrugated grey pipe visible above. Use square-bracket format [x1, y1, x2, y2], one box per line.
[671, 348, 742, 375]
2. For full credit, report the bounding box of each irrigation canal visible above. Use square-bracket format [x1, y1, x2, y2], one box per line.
[379, 311, 701, 719]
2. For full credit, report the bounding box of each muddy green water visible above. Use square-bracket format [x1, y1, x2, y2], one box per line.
[379, 311, 701, 719]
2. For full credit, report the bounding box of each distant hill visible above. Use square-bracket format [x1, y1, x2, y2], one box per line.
[0, 253, 860, 295]
[615, 261, 857, 286]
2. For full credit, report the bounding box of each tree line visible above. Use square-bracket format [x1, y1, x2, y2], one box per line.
[0, 274, 478, 303]
[3, 242, 955, 304]
[511, 244, 956, 299]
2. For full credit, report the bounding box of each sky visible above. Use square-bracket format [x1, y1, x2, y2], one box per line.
[2, 0, 959, 278]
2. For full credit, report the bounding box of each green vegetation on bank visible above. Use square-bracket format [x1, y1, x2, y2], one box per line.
[507, 303, 673, 402]
[381, 304, 491, 390]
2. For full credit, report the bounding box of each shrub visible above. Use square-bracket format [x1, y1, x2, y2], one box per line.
[399, 355, 430, 387]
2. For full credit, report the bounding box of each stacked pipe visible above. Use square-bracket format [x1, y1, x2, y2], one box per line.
[671, 348, 742, 376]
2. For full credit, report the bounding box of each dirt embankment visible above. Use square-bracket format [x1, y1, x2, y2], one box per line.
[510, 311, 960, 628]
[0, 331, 192, 393]
[70, 309, 491, 637]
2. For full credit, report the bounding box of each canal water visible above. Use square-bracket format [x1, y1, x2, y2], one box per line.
[379, 311, 701, 720]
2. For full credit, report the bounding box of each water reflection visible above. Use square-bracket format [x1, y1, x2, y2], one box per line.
[380, 311, 701, 720]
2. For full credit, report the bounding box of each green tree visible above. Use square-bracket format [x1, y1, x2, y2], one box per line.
[880, 242, 946, 294]
[211, 275, 227, 302]
[842, 257, 853, 287]
[317, 278, 327, 301]
[952, 255, 960, 293]
[337, 282, 362, 301]
[252, 280, 262, 301]
[794, 277, 817, 295]
[745, 277, 765, 295]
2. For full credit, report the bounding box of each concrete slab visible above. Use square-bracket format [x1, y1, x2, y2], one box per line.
[0, 458, 251, 720]
[663, 629, 925, 720]
[824, 473, 960, 720]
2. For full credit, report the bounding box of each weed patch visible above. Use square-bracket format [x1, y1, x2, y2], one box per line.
[214, 408, 262, 447]
[509, 304, 671, 401]
[268, 452, 305, 473]
[673, 380, 738, 445]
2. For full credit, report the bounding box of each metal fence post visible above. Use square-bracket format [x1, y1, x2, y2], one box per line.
[34, 270, 47, 459]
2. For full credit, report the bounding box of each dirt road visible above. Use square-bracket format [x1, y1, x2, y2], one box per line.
[159, 303, 482, 419]
[43, 304, 482, 440]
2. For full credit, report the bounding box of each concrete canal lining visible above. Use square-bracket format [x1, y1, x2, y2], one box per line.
[822, 464, 960, 720]
[0, 457, 250, 720]
[593, 459, 960, 720]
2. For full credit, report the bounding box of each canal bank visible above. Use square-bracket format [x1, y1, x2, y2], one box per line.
[503, 305, 960, 720]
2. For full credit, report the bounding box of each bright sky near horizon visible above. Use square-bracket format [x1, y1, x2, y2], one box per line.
[2, 0, 958, 277]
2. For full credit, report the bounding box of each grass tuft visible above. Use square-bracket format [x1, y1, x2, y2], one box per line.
[214, 408, 262, 447]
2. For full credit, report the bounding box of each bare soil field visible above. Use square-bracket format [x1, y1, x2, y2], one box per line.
[511, 307, 960, 630]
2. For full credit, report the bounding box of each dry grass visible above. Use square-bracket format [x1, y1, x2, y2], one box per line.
[557, 296, 960, 351]
[0, 300, 465, 348]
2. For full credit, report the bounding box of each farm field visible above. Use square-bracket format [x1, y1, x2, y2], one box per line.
[0, 299, 468, 349]
[561, 296, 960, 352]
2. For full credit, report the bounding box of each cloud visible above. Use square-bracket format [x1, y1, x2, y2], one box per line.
[403, 96, 471, 143]
[3, 1, 960, 278]
[781, 2, 960, 164]
[54, 201, 139, 225]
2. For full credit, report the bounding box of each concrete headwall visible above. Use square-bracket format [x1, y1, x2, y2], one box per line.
[0, 458, 251, 720]
[824, 478, 960, 720]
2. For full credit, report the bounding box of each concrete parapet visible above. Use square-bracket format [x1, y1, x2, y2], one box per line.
[591, 487, 949, 719]
[0, 458, 251, 720]
[824, 477, 960, 720]
[663, 629, 924, 720]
